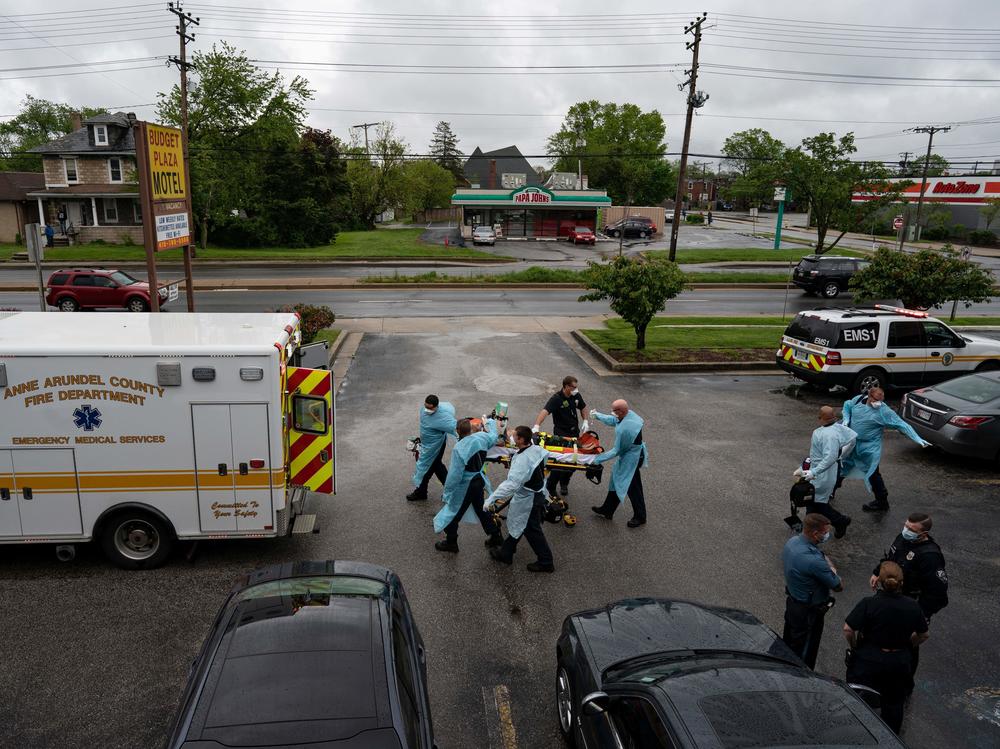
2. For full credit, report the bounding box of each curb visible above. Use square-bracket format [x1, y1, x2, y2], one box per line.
[327, 329, 349, 363]
[570, 329, 780, 373]
[0, 257, 516, 270]
[0, 281, 790, 292]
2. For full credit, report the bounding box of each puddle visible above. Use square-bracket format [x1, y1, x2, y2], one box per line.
[474, 373, 551, 396]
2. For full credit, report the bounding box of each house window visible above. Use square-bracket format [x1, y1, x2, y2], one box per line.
[95, 125, 108, 146]
[65, 158, 78, 183]
[132, 201, 142, 224]
[109, 158, 122, 182]
[687, 180, 693, 190]
[103, 198, 118, 224]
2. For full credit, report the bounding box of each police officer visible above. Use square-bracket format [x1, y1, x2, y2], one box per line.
[532, 375, 587, 497]
[869, 511, 948, 678]
[843, 562, 929, 734]
[781, 513, 844, 669]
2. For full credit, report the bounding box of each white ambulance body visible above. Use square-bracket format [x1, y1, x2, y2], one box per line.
[0, 312, 335, 568]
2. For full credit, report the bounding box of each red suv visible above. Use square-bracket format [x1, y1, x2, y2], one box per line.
[45, 268, 172, 312]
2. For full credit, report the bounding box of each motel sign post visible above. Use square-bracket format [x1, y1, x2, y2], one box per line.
[133, 120, 195, 312]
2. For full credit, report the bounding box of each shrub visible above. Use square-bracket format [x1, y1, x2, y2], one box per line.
[922, 226, 951, 241]
[118, 232, 137, 246]
[276, 303, 336, 343]
[968, 229, 997, 247]
[686, 213, 705, 224]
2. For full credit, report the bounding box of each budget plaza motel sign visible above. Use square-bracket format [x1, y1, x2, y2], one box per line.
[133, 120, 195, 312]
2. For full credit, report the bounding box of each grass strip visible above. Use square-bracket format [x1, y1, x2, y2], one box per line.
[650, 247, 864, 263]
[360, 268, 790, 285]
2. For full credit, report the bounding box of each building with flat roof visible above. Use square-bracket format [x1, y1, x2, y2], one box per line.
[852, 176, 1000, 231]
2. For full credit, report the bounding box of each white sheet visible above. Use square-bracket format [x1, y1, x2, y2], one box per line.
[486, 445, 600, 465]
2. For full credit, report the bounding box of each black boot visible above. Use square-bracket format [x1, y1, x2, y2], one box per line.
[406, 489, 428, 501]
[489, 547, 512, 565]
[527, 561, 555, 573]
[591, 506, 613, 519]
[862, 497, 889, 512]
[484, 533, 503, 548]
[434, 538, 459, 553]
[834, 516, 852, 539]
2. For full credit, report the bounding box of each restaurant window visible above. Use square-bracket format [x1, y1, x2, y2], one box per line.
[103, 198, 119, 224]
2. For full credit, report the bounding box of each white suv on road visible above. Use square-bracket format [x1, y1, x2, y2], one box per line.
[776, 305, 1000, 393]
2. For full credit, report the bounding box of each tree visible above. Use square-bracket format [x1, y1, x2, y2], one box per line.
[579, 256, 686, 350]
[547, 101, 671, 205]
[980, 198, 1000, 231]
[0, 96, 106, 171]
[401, 159, 455, 216]
[157, 42, 312, 247]
[429, 121, 463, 180]
[850, 246, 994, 311]
[720, 128, 785, 207]
[899, 153, 949, 177]
[780, 132, 903, 254]
[340, 122, 408, 230]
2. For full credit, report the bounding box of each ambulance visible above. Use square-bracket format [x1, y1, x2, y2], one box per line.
[0, 312, 335, 569]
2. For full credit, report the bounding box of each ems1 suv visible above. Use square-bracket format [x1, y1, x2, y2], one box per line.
[776, 305, 1000, 394]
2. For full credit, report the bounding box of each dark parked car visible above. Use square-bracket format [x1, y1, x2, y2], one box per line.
[603, 216, 656, 239]
[556, 597, 905, 748]
[902, 370, 1000, 466]
[45, 268, 173, 311]
[165, 561, 435, 749]
[792, 254, 870, 298]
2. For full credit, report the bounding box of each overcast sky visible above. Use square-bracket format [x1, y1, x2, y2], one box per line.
[3, 0, 1000, 174]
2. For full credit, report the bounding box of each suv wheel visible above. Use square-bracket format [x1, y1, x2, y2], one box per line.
[126, 297, 150, 312]
[639, 230, 649, 239]
[975, 360, 1000, 372]
[822, 281, 841, 298]
[610, 229, 620, 238]
[57, 297, 79, 312]
[853, 368, 887, 395]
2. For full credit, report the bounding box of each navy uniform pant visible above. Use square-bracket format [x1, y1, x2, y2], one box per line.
[782, 596, 828, 670]
[416, 442, 448, 493]
[597, 469, 646, 522]
[443, 476, 499, 541]
[847, 647, 912, 734]
[497, 500, 553, 566]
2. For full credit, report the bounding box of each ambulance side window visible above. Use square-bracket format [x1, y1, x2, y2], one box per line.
[888, 321, 924, 348]
[292, 395, 327, 434]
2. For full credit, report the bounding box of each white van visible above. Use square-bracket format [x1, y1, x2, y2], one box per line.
[776, 306, 1000, 394]
[0, 312, 335, 568]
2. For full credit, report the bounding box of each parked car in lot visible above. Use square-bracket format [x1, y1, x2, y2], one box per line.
[792, 254, 870, 298]
[567, 226, 596, 245]
[902, 370, 1000, 466]
[472, 226, 496, 245]
[776, 306, 1000, 394]
[603, 216, 656, 239]
[165, 561, 435, 749]
[556, 597, 905, 748]
[45, 268, 173, 312]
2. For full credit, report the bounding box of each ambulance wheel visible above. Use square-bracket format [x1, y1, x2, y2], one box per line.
[556, 662, 577, 746]
[57, 296, 79, 312]
[100, 510, 173, 569]
[822, 282, 841, 298]
[853, 368, 886, 395]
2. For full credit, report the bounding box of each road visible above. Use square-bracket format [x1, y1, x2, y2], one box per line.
[2, 287, 998, 317]
[1, 332, 997, 749]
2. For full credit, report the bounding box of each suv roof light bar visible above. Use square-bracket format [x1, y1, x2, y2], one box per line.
[873, 304, 928, 318]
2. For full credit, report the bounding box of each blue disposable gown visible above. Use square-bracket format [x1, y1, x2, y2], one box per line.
[808, 422, 857, 502]
[433, 419, 497, 533]
[411, 402, 457, 487]
[592, 410, 648, 502]
[840, 396, 927, 492]
[484, 444, 549, 538]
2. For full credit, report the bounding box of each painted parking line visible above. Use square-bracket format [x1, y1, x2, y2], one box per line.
[483, 684, 518, 749]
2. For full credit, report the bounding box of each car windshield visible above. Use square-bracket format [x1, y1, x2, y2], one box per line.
[784, 315, 840, 348]
[574, 227, 591, 233]
[699, 690, 877, 747]
[109, 271, 139, 286]
[934, 374, 1000, 404]
[474, 228, 492, 234]
[233, 575, 387, 603]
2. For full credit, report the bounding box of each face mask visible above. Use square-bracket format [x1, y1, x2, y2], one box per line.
[571, 388, 579, 396]
[870, 400, 883, 408]
[817, 531, 831, 544]
[423, 408, 434, 414]
[901, 527, 921, 541]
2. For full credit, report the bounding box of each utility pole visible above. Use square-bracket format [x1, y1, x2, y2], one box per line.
[668, 12, 709, 262]
[168, 0, 198, 311]
[352, 122, 379, 155]
[900, 126, 950, 251]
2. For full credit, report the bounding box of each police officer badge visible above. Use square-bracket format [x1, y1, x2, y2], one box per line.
[937, 569, 948, 583]
[942, 352, 954, 366]
[906, 551, 915, 560]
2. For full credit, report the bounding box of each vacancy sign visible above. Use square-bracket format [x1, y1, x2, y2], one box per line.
[146, 124, 187, 201]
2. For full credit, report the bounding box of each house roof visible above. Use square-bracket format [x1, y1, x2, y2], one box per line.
[28, 112, 135, 155]
[463, 145, 541, 188]
[27, 184, 139, 198]
[0, 171, 45, 201]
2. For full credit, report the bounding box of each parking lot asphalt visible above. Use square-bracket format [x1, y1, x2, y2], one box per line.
[1, 331, 998, 748]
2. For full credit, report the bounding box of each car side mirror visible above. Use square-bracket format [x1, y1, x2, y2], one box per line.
[581, 691, 610, 716]
[848, 683, 881, 709]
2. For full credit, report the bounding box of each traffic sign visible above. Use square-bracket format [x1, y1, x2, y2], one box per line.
[892, 216, 904, 230]
[773, 186, 786, 202]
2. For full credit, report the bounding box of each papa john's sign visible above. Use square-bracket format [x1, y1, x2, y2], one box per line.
[511, 186, 553, 204]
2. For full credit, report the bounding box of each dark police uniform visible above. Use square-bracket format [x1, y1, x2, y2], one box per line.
[542, 389, 586, 494]
[872, 533, 948, 677]
[781, 534, 841, 669]
[845, 592, 928, 734]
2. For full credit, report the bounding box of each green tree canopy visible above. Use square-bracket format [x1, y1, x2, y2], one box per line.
[339, 122, 408, 230]
[157, 42, 312, 247]
[899, 153, 949, 178]
[850, 246, 994, 311]
[580, 256, 686, 349]
[720, 128, 785, 207]
[547, 101, 671, 205]
[980, 198, 1000, 231]
[780, 132, 904, 254]
[0, 96, 106, 171]
[402, 159, 456, 216]
[429, 121, 463, 180]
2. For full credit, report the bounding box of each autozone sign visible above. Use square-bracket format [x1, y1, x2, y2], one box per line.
[932, 181, 980, 194]
[512, 187, 552, 204]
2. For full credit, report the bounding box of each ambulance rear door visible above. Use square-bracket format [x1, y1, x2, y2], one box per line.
[285, 366, 335, 494]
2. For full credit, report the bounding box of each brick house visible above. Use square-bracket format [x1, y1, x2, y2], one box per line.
[27, 112, 143, 245]
[0, 171, 45, 242]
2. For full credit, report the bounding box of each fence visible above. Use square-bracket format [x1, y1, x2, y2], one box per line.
[414, 207, 463, 224]
[599, 206, 667, 234]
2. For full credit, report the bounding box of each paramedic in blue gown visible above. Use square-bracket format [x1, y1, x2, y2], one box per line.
[589, 399, 649, 528]
[484, 425, 555, 573]
[432, 417, 503, 553]
[407, 394, 456, 501]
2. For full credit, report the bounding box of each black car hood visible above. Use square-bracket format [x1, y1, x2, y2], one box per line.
[573, 598, 797, 674]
